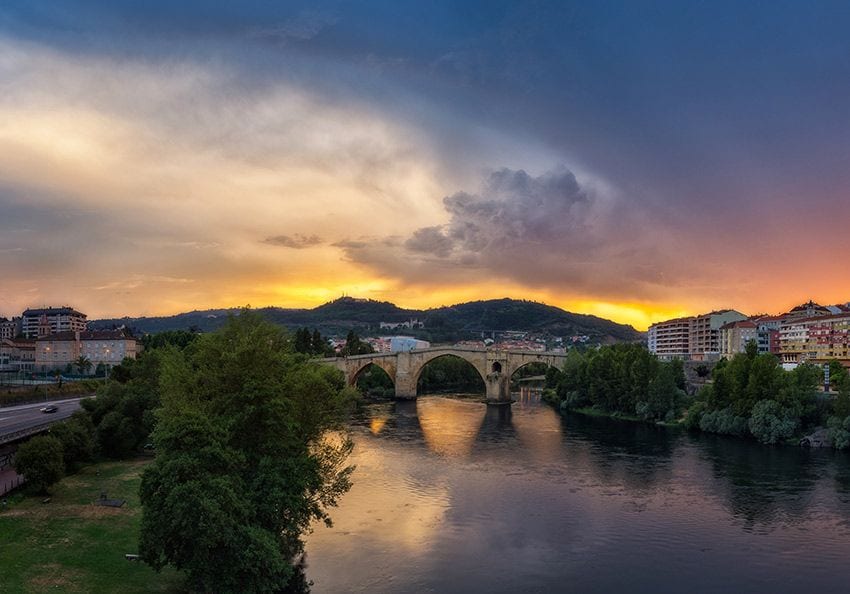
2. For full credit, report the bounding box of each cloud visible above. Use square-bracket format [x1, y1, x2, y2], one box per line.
[404, 226, 453, 258]
[337, 166, 679, 301]
[263, 234, 323, 249]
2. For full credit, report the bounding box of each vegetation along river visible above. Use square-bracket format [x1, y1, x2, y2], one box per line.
[304, 391, 850, 593]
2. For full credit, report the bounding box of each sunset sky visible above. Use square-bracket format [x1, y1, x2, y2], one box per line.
[2, 1, 850, 330]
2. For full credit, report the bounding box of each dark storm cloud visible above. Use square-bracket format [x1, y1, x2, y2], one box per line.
[404, 227, 454, 258]
[337, 166, 679, 300]
[263, 234, 323, 249]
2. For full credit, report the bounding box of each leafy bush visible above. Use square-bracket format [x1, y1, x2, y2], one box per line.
[50, 412, 95, 472]
[14, 435, 64, 494]
[827, 415, 850, 450]
[699, 407, 749, 436]
[748, 399, 797, 444]
[683, 400, 708, 430]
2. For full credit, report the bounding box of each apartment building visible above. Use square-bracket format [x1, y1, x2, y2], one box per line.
[0, 317, 21, 340]
[719, 320, 758, 358]
[753, 314, 785, 355]
[22, 307, 87, 338]
[0, 338, 36, 372]
[647, 316, 693, 360]
[780, 313, 850, 366]
[689, 310, 748, 361]
[35, 329, 140, 373]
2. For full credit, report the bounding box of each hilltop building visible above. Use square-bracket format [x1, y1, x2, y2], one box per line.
[22, 307, 87, 338]
[379, 319, 424, 330]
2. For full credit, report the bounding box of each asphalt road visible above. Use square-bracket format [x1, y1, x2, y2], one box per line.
[0, 397, 86, 439]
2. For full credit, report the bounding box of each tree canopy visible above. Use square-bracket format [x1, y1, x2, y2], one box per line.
[138, 311, 358, 592]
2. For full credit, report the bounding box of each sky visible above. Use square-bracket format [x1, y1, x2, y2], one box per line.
[2, 1, 850, 330]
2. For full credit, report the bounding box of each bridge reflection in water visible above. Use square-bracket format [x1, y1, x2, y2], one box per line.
[363, 389, 556, 460]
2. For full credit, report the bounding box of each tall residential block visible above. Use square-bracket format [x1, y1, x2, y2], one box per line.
[689, 310, 748, 361]
[21, 307, 87, 338]
[647, 316, 693, 360]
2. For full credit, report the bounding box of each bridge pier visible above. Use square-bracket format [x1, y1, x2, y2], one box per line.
[484, 370, 512, 404]
[394, 353, 417, 399]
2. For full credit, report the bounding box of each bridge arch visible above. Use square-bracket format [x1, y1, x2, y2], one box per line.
[349, 358, 396, 387]
[410, 351, 488, 395]
[505, 354, 565, 380]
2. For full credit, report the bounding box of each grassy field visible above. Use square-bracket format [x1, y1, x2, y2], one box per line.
[0, 459, 184, 593]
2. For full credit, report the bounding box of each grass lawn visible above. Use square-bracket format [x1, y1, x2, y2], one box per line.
[0, 459, 184, 593]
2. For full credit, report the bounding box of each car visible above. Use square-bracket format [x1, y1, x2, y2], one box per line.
[40, 405, 58, 413]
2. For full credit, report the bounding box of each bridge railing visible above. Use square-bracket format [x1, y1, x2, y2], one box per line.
[321, 347, 568, 361]
[0, 421, 56, 446]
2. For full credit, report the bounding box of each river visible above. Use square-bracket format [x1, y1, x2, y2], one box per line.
[303, 391, 850, 593]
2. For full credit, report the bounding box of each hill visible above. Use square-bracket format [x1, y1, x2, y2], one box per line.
[90, 297, 643, 344]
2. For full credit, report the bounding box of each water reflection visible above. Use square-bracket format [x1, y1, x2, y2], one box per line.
[306, 395, 850, 593]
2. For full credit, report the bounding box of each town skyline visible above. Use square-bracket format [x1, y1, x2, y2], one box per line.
[4, 2, 850, 330]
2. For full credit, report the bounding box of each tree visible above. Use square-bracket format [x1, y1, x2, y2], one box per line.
[14, 435, 64, 494]
[82, 350, 163, 458]
[311, 329, 332, 357]
[293, 327, 312, 354]
[828, 360, 850, 418]
[748, 399, 797, 445]
[74, 355, 92, 376]
[139, 311, 356, 592]
[50, 412, 95, 472]
[340, 330, 373, 356]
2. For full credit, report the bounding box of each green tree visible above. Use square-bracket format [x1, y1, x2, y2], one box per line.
[828, 360, 850, 418]
[827, 415, 850, 450]
[139, 311, 356, 592]
[748, 399, 797, 444]
[50, 412, 95, 472]
[140, 329, 199, 351]
[74, 355, 92, 376]
[340, 330, 373, 356]
[82, 350, 163, 458]
[637, 362, 685, 421]
[14, 435, 65, 494]
[293, 327, 313, 354]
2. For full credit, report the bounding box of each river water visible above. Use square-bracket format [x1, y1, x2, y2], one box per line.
[304, 392, 850, 593]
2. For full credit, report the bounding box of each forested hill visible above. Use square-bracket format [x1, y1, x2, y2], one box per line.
[90, 297, 643, 344]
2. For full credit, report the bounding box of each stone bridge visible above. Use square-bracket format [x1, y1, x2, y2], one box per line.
[322, 347, 567, 403]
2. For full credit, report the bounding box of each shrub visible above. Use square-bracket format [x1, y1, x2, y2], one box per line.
[748, 399, 797, 445]
[699, 407, 749, 436]
[50, 412, 95, 472]
[827, 415, 850, 450]
[14, 435, 64, 494]
[683, 400, 707, 430]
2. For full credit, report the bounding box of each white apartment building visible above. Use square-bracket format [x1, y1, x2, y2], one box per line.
[22, 307, 87, 338]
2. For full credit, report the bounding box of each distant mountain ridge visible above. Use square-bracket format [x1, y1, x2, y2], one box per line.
[90, 297, 643, 344]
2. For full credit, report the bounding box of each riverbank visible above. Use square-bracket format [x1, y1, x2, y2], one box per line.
[0, 458, 182, 593]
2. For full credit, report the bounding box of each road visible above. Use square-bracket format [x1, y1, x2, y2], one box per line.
[0, 397, 87, 443]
